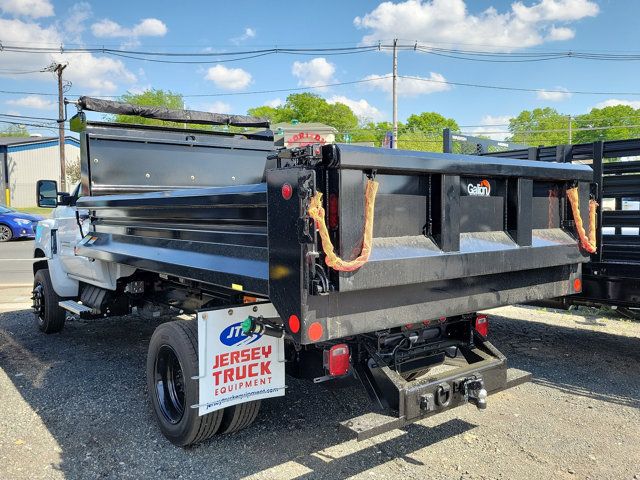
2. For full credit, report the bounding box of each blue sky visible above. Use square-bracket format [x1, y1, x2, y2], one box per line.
[1, 0, 639, 138]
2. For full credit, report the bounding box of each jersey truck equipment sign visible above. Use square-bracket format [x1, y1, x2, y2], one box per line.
[196, 303, 286, 416]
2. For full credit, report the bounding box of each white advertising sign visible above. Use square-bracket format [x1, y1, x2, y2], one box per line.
[196, 303, 286, 416]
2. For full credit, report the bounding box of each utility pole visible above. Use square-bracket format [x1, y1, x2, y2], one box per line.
[53, 63, 67, 191]
[568, 114, 573, 144]
[392, 38, 398, 149]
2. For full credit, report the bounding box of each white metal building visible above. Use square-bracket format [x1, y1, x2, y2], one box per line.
[0, 136, 80, 208]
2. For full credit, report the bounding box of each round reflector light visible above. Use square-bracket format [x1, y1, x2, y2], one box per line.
[308, 322, 323, 341]
[573, 278, 582, 292]
[288, 314, 300, 333]
[281, 183, 293, 200]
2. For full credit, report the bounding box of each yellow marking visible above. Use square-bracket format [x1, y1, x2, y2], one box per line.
[231, 283, 243, 291]
[5, 188, 10, 207]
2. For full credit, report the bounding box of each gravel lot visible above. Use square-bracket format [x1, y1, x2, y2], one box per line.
[0, 287, 639, 480]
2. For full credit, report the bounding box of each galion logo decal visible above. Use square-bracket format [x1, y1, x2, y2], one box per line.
[220, 322, 262, 347]
[468, 179, 491, 196]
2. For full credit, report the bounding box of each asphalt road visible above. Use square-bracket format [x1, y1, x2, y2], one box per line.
[0, 293, 638, 480]
[0, 239, 35, 286]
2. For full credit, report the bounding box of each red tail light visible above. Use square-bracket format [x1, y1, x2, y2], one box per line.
[324, 343, 350, 377]
[474, 314, 488, 337]
[328, 193, 339, 230]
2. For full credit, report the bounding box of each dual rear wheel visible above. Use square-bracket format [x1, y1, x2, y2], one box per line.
[147, 320, 261, 446]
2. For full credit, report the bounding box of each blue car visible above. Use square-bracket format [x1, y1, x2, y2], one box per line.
[0, 206, 44, 242]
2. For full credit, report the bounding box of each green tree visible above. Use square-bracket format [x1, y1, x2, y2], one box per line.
[0, 124, 29, 137]
[248, 93, 359, 139]
[350, 121, 396, 146]
[573, 105, 640, 143]
[400, 112, 459, 152]
[405, 112, 458, 134]
[245, 105, 281, 123]
[508, 107, 571, 146]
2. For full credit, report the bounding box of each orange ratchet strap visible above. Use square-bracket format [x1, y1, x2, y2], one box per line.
[308, 179, 379, 272]
[566, 186, 598, 254]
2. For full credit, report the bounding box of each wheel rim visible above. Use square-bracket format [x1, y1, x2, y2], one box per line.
[32, 283, 45, 326]
[0, 225, 11, 242]
[154, 345, 186, 424]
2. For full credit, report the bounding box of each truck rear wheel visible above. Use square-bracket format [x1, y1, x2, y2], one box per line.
[218, 400, 261, 435]
[147, 320, 223, 446]
[33, 268, 67, 334]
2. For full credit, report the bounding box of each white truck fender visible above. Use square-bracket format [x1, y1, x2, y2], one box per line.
[34, 219, 79, 298]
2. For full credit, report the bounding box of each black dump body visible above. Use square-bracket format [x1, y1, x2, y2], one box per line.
[471, 139, 640, 308]
[74, 119, 593, 344]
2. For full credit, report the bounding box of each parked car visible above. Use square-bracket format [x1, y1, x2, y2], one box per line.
[0, 206, 43, 242]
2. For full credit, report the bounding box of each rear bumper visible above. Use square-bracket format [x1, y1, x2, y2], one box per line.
[342, 334, 531, 441]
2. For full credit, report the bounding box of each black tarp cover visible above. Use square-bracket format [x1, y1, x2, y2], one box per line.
[77, 96, 269, 128]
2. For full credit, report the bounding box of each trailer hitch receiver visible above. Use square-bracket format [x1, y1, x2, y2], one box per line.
[343, 335, 531, 441]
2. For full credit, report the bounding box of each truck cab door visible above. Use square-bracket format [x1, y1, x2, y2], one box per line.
[54, 185, 95, 279]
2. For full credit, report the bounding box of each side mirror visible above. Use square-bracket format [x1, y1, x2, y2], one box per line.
[36, 180, 59, 208]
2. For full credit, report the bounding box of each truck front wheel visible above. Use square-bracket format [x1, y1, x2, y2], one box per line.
[147, 320, 223, 446]
[33, 268, 66, 334]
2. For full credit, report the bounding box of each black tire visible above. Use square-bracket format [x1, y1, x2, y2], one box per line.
[218, 400, 261, 435]
[147, 320, 223, 446]
[33, 268, 66, 334]
[0, 224, 12, 242]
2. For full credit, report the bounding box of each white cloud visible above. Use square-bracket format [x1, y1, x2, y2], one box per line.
[363, 72, 450, 97]
[231, 27, 256, 45]
[62, 2, 92, 42]
[91, 17, 167, 38]
[512, 0, 599, 22]
[265, 98, 284, 108]
[470, 114, 512, 141]
[328, 95, 384, 122]
[354, 0, 598, 52]
[536, 87, 572, 101]
[205, 65, 252, 91]
[546, 26, 575, 41]
[0, 18, 136, 94]
[62, 52, 137, 93]
[203, 101, 233, 114]
[0, 0, 53, 18]
[126, 84, 153, 95]
[291, 58, 335, 88]
[6, 95, 56, 110]
[594, 99, 640, 109]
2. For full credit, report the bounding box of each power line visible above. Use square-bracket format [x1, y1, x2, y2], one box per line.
[0, 112, 60, 122]
[0, 74, 636, 100]
[5, 41, 640, 61]
[397, 75, 640, 96]
[0, 68, 48, 75]
[0, 89, 59, 96]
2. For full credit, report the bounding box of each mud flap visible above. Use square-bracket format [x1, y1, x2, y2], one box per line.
[191, 303, 286, 416]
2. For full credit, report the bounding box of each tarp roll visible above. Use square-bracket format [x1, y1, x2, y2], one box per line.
[77, 96, 270, 128]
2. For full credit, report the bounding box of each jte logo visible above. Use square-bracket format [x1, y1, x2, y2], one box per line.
[467, 179, 491, 196]
[220, 322, 262, 347]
